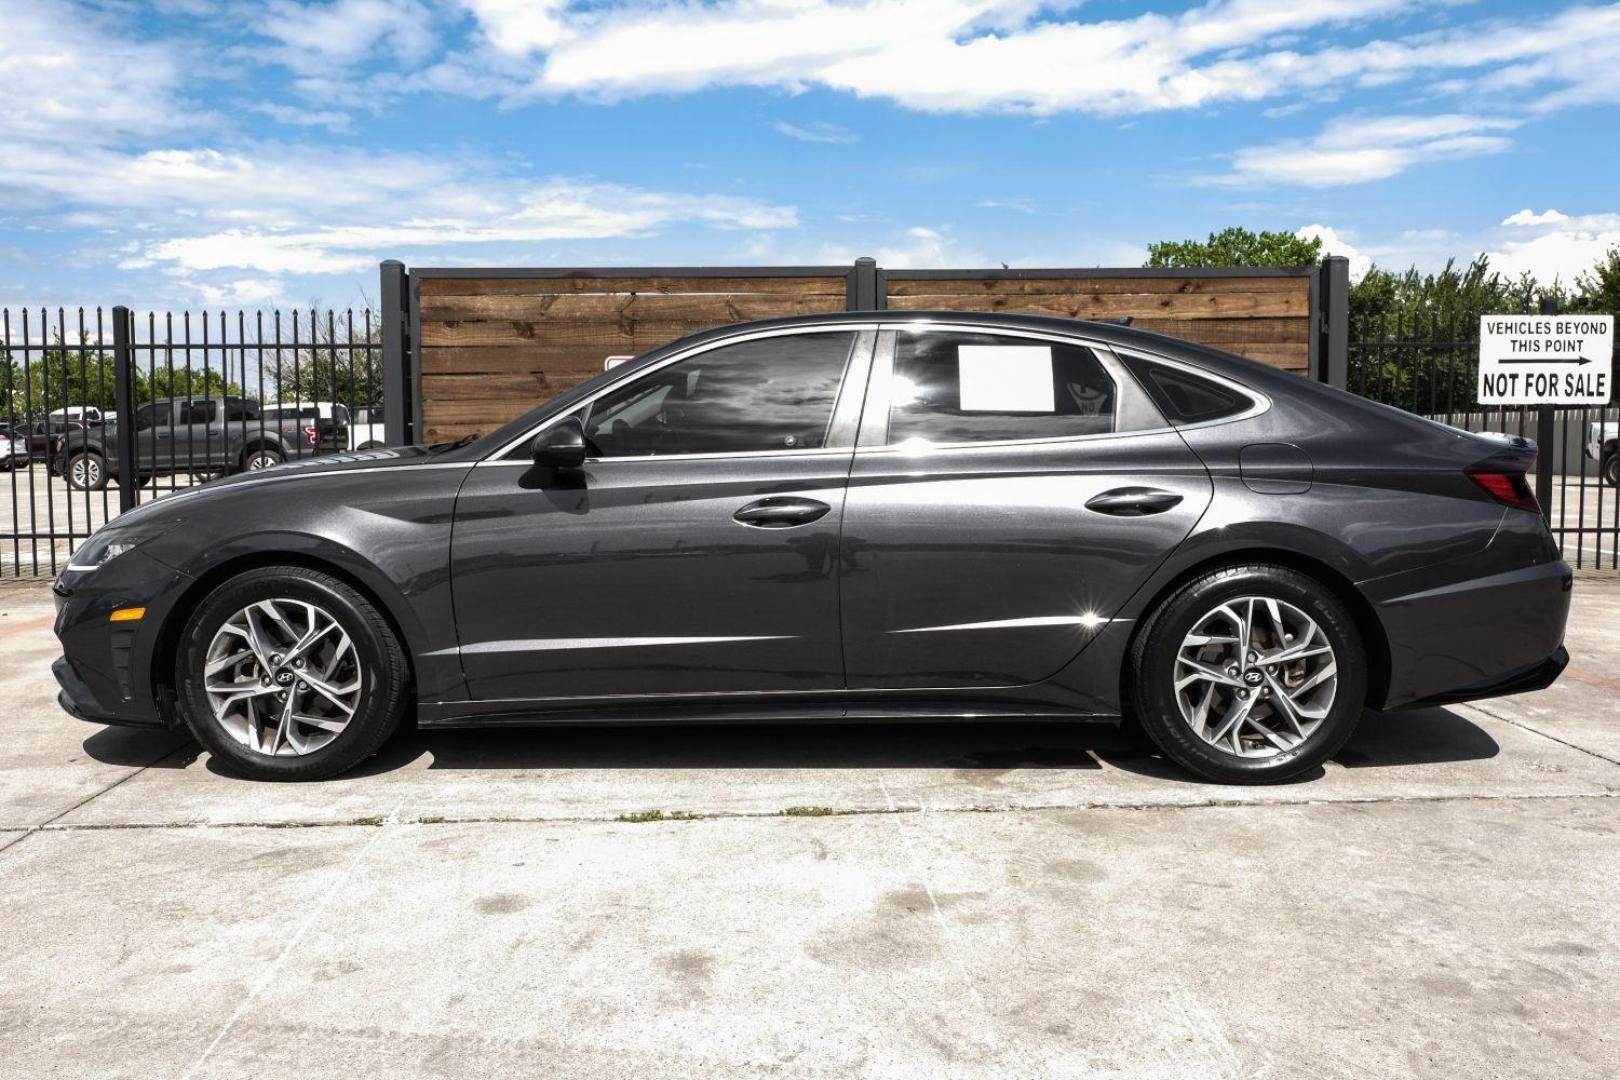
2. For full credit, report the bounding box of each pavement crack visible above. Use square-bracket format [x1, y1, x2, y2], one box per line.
[180, 799, 405, 1079]
[9, 788, 1617, 837]
[0, 736, 193, 858]
[1461, 701, 1620, 771]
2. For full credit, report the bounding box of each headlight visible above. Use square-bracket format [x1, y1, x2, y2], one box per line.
[64, 522, 182, 574]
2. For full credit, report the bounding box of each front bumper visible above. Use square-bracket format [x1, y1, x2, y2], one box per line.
[52, 549, 192, 729]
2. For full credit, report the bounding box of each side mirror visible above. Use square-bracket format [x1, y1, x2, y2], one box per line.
[530, 418, 587, 470]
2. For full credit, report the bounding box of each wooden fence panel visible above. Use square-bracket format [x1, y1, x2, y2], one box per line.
[883, 275, 1313, 373]
[416, 274, 847, 442]
[410, 266, 1316, 441]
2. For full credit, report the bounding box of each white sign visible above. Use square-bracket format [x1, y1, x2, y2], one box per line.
[958, 345, 1054, 412]
[1479, 315, 1612, 405]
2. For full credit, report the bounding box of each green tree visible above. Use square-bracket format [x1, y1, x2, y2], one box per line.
[1569, 246, 1620, 316]
[1145, 227, 1323, 269]
[269, 311, 385, 408]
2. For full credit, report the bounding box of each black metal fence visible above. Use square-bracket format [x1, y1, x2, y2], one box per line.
[1347, 309, 1619, 570]
[1, 306, 390, 577]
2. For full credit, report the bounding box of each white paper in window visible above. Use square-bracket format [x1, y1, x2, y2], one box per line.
[956, 345, 1054, 413]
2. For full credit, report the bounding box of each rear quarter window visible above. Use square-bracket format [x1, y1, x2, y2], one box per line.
[1122, 355, 1253, 425]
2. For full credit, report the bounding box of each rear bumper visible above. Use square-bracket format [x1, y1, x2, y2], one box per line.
[1370, 556, 1572, 710]
[1406, 645, 1569, 708]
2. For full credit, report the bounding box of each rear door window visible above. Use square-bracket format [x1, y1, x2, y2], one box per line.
[883, 330, 1116, 445]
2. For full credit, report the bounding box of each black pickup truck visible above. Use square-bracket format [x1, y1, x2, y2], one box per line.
[57, 396, 346, 491]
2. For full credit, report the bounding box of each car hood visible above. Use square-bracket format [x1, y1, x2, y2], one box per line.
[209, 444, 444, 489]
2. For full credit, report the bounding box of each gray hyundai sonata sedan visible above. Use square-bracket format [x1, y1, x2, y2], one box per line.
[52, 312, 1571, 783]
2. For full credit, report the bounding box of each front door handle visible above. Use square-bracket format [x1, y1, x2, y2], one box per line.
[733, 496, 831, 529]
[1085, 487, 1184, 516]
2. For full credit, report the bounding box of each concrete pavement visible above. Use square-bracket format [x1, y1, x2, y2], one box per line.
[1, 578, 1617, 1078]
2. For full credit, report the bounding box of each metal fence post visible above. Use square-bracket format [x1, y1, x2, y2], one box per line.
[1318, 255, 1350, 388]
[847, 257, 880, 311]
[380, 260, 412, 446]
[111, 306, 138, 514]
[1535, 295, 1557, 524]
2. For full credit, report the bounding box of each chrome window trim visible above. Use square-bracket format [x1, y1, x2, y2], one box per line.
[480, 322, 880, 465]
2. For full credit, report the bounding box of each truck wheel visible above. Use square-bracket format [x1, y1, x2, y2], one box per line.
[244, 447, 285, 471]
[66, 453, 107, 491]
[1604, 451, 1618, 488]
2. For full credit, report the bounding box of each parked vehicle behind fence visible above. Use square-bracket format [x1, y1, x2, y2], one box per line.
[56, 395, 346, 491]
[259, 401, 386, 452]
[1589, 420, 1618, 487]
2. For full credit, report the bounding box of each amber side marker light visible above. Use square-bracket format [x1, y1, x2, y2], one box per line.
[109, 607, 146, 623]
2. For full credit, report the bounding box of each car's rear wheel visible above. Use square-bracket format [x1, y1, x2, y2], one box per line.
[1130, 563, 1365, 784]
[1603, 451, 1618, 488]
[175, 566, 409, 780]
[66, 452, 106, 491]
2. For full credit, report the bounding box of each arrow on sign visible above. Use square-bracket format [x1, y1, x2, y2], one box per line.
[1497, 355, 1595, 366]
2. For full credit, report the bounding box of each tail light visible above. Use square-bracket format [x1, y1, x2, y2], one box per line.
[1465, 464, 1540, 513]
[303, 425, 318, 446]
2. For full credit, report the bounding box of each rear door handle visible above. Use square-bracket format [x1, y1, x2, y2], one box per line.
[1085, 487, 1184, 516]
[733, 496, 831, 529]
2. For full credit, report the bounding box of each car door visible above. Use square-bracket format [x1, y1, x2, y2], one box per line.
[174, 398, 220, 471]
[129, 402, 173, 477]
[839, 325, 1214, 690]
[449, 326, 876, 702]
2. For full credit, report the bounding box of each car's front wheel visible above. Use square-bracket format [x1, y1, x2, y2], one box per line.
[175, 566, 409, 780]
[1130, 563, 1366, 784]
[1603, 451, 1618, 488]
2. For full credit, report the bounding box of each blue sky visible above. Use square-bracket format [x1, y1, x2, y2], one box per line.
[2, 0, 1619, 316]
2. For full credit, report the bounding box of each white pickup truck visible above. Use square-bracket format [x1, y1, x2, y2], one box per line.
[1589, 420, 1618, 486]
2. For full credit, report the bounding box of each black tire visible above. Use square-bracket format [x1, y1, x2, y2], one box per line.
[65, 452, 107, 491]
[243, 446, 285, 472]
[1603, 451, 1618, 489]
[175, 566, 410, 781]
[1129, 563, 1366, 784]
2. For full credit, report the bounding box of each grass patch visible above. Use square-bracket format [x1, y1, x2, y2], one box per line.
[779, 806, 853, 817]
[349, 816, 385, 827]
[417, 815, 447, 825]
[615, 809, 700, 823]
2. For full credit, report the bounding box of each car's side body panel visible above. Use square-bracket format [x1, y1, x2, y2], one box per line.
[446, 452, 851, 700]
[839, 432, 1212, 688]
[51, 311, 1573, 743]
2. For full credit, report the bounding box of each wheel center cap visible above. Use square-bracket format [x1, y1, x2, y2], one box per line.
[275, 669, 296, 686]
[1243, 670, 1264, 686]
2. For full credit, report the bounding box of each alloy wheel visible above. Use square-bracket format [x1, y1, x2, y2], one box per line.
[72, 456, 100, 488]
[247, 452, 279, 471]
[204, 598, 362, 756]
[1174, 595, 1338, 758]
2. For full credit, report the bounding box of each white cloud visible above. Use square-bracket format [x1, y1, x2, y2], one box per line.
[0, 0, 199, 144]
[249, 103, 354, 131]
[1295, 223, 1370, 281]
[421, 0, 1620, 122]
[256, 0, 438, 74]
[773, 120, 859, 144]
[819, 226, 982, 269]
[1215, 114, 1519, 187]
[193, 278, 288, 308]
[1487, 209, 1620, 285]
[976, 197, 1039, 214]
[459, 0, 573, 55]
[519, 0, 1418, 114]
